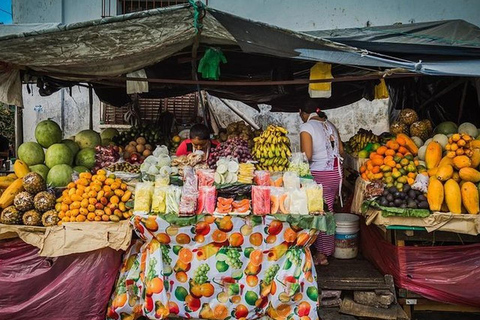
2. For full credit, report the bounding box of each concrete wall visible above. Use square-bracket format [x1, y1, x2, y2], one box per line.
[22, 85, 101, 143]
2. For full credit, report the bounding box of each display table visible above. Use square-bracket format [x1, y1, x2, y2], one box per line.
[107, 213, 334, 320]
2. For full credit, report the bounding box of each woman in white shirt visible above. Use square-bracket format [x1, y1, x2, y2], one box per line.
[300, 102, 344, 265]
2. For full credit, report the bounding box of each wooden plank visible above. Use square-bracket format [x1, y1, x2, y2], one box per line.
[395, 230, 480, 244]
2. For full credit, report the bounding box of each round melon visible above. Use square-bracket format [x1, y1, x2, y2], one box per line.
[47, 164, 74, 187]
[458, 122, 477, 137]
[432, 134, 448, 149]
[75, 147, 96, 169]
[418, 145, 427, 161]
[434, 121, 458, 135]
[73, 166, 90, 173]
[75, 130, 101, 149]
[101, 128, 119, 142]
[35, 119, 62, 148]
[411, 136, 423, 148]
[424, 138, 433, 147]
[17, 142, 45, 166]
[29, 164, 49, 180]
[45, 143, 73, 168]
[61, 139, 80, 157]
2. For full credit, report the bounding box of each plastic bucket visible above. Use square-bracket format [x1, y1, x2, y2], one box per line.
[333, 213, 360, 259]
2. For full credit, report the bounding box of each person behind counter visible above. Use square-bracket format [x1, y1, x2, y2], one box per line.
[175, 124, 220, 160]
[299, 101, 344, 266]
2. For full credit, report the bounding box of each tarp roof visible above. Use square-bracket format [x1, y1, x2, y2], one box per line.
[0, 4, 479, 108]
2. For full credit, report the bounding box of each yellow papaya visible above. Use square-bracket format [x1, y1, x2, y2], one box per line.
[470, 148, 480, 168]
[13, 160, 30, 178]
[396, 133, 419, 155]
[435, 165, 453, 181]
[452, 171, 461, 183]
[461, 182, 479, 215]
[444, 179, 461, 214]
[0, 176, 15, 189]
[427, 177, 444, 211]
[452, 155, 472, 170]
[469, 140, 480, 149]
[6, 173, 17, 179]
[459, 167, 480, 183]
[0, 178, 24, 209]
[438, 156, 454, 168]
[425, 141, 442, 169]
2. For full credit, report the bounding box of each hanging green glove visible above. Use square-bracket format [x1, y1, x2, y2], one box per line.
[197, 48, 227, 80]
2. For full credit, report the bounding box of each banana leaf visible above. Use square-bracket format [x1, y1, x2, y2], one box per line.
[363, 200, 431, 218]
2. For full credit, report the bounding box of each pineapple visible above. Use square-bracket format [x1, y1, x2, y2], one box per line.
[421, 119, 433, 134]
[410, 121, 431, 141]
[398, 109, 419, 125]
[14, 191, 34, 211]
[23, 172, 47, 194]
[42, 210, 59, 227]
[1, 206, 23, 225]
[22, 210, 42, 226]
[34, 191, 56, 212]
[390, 121, 409, 135]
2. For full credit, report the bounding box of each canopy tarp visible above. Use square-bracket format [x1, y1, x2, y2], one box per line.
[0, 4, 479, 109]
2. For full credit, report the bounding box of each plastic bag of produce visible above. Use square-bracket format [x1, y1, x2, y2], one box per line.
[232, 199, 251, 214]
[288, 187, 309, 215]
[305, 184, 324, 213]
[254, 170, 271, 186]
[155, 173, 170, 187]
[133, 182, 153, 212]
[270, 187, 289, 214]
[179, 166, 198, 216]
[283, 171, 301, 189]
[270, 172, 284, 187]
[197, 169, 215, 187]
[287, 152, 311, 177]
[166, 185, 182, 214]
[196, 186, 217, 214]
[151, 185, 168, 214]
[252, 186, 271, 215]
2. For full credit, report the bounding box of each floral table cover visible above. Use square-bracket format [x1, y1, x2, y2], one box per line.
[107, 213, 334, 320]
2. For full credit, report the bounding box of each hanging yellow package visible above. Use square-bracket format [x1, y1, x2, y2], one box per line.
[309, 62, 333, 98]
[375, 79, 389, 99]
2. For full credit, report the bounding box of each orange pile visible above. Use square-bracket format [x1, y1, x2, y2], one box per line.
[56, 170, 133, 224]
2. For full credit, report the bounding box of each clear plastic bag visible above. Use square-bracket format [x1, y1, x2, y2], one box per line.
[270, 187, 289, 214]
[255, 104, 280, 129]
[270, 172, 284, 187]
[283, 171, 301, 189]
[196, 186, 217, 214]
[154, 173, 170, 187]
[305, 184, 324, 213]
[133, 182, 153, 212]
[197, 169, 215, 187]
[179, 166, 198, 216]
[151, 185, 168, 214]
[166, 185, 182, 214]
[288, 188, 308, 215]
[252, 186, 271, 215]
[254, 170, 271, 186]
[287, 152, 311, 177]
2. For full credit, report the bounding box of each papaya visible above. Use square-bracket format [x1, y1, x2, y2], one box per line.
[427, 167, 439, 177]
[270, 195, 280, 214]
[470, 148, 480, 168]
[452, 171, 461, 183]
[427, 177, 444, 211]
[458, 167, 480, 183]
[461, 182, 479, 214]
[0, 178, 24, 209]
[0, 176, 15, 189]
[435, 165, 453, 181]
[13, 160, 30, 178]
[438, 156, 454, 168]
[396, 133, 419, 155]
[425, 141, 442, 169]
[469, 140, 480, 149]
[6, 173, 17, 179]
[444, 179, 462, 214]
[452, 155, 472, 170]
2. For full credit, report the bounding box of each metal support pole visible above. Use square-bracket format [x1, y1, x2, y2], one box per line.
[14, 105, 23, 156]
[89, 85, 93, 130]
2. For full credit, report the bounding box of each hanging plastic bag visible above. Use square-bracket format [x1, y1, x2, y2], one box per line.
[375, 79, 389, 99]
[305, 184, 324, 213]
[196, 186, 217, 214]
[133, 182, 153, 213]
[283, 171, 301, 189]
[252, 186, 271, 215]
[166, 185, 182, 214]
[287, 152, 311, 177]
[309, 62, 332, 98]
[254, 170, 271, 186]
[288, 188, 308, 215]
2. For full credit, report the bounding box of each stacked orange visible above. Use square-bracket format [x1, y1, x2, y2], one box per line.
[360, 135, 423, 189]
[55, 170, 133, 224]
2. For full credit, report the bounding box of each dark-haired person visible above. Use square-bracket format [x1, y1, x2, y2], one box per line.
[299, 102, 344, 266]
[175, 124, 220, 159]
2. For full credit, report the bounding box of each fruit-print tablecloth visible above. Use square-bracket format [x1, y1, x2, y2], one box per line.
[107, 213, 335, 320]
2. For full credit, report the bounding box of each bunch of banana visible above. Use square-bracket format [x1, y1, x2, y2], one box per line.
[237, 163, 255, 184]
[347, 128, 380, 153]
[252, 125, 292, 171]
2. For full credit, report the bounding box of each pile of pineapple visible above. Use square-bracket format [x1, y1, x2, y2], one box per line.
[0, 172, 59, 227]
